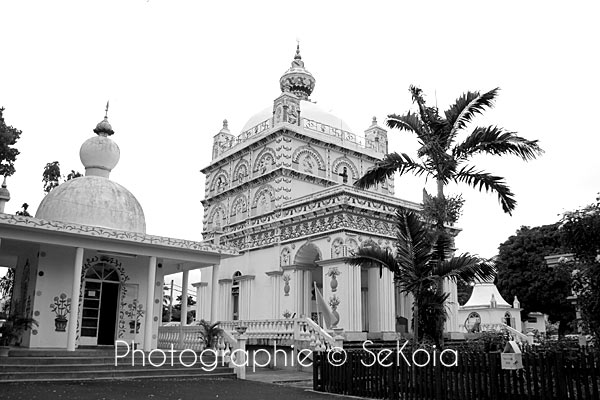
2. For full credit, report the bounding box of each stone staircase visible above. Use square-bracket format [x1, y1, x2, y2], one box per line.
[0, 347, 236, 382]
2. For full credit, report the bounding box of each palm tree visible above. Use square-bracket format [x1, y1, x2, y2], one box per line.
[353, 86, 542, 341]
[356, 86, 543, 222]
[347, 209, 495, 343]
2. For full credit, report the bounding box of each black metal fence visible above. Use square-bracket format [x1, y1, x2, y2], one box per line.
[313, 349, 600, 399]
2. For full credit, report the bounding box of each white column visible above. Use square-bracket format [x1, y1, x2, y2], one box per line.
[266, 272, 282, 319]
[293, 269, 305, 317]
[346, 264, 362, 331]
[367, 266, 395, 332]
[239, 277, 254, 320]
[192, 282, 210, 321]
[144, 256, 157, 351]
[218, 279, 233, 320]
[210, 264, 220, 322]
[67, 247, 84, 351]
[302, 271, 311, 318]
[181, 270, 189, 326]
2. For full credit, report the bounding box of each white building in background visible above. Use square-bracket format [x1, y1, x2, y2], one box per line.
[194, 45, 461, 340]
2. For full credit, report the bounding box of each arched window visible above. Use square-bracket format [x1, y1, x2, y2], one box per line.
[504, 311, 514, 328]
[465, 312, 481, 333]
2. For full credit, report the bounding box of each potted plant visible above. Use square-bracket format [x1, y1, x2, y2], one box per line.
[50, 293, 71, 332]
[0, 313, 38, 356]
[196, 319, 224, 350]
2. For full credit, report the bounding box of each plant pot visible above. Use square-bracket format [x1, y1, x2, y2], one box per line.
[54, 317, 68, 332]
[283, 282, 290, 296]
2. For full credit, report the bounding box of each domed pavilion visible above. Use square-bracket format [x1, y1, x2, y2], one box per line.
[0, 108, 236, 351]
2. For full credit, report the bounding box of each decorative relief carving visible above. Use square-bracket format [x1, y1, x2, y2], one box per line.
[1, 214, 236, 254]
[281, 247, 291, 266]
[331, 238, 345, 258]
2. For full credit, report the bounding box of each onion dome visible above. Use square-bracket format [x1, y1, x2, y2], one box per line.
[0, 177, 10, 202]
[36, 105, 146, 233]
[279, 44, 316, 100]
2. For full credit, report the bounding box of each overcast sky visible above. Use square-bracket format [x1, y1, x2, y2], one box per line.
[1, 1, 599, 285]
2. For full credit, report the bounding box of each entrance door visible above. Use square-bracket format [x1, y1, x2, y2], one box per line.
[80, 263, 120, 346]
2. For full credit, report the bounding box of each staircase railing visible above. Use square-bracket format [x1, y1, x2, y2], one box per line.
[480, 322, 532, 344]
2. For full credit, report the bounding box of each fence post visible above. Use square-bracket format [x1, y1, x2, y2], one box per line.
[313, 351, 321, 391]
[488, 352, 498, 400]
[435, 360, 443, 400]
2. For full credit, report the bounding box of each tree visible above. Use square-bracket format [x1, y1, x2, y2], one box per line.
[559, 195, 600, 340]
[354, 86, 543, 341]
[356, 86, 543, 219]
[346, 209, 495, 344]
[0, 107, 22, 178]
[495, 224, 575, 335]
[42, 161, 83, 193]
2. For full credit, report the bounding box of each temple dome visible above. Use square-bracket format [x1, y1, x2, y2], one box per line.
[35, 176, 146, 233]
[241, 100, 354, 133]
[35, 110, 146, 233]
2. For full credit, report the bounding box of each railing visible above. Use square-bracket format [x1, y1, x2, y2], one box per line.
[301, 318, 336, 350]
[302, 118, 379, 152]
[157, 325, 205, 350]
[219, 319, 296, 343]
[480, 322, 532, 344]
[215, 114, 385, 158]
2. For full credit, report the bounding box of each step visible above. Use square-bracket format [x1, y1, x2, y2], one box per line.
[0, 361, 231, 372]
[0, 355, 220, 365]
[0, 369, 236, 382]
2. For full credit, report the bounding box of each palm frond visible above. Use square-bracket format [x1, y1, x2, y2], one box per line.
[394, 209, 434, 285]
[434, 254, 496, 283]
[445, 88, 499, 138]
[454, 165, 517, 214]
[386, 112, 428, 140]
[354, 152, 430, 189]
[453, 126, 544, 161]
[345, 246, 398, 277]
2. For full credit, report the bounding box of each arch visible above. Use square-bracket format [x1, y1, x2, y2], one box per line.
[210, 169, 230, 192]
[230, 194, 248, 216]
[253, 147, 277, 172]
[361, 238, 380, 250]
[208, 203, 227, 229]
[465, 312, 481, 333]
[252, 184, 275, 208]
[504, 311, 514, 327]
[292, 145, 326, 171]
[332, 156, 359, 181]
[294, 241, 322, 267]
[232, 159, 250, 184]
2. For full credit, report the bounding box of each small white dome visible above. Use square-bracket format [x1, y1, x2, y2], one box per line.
[35, 176, 146, 233]
[241, 100, 354, 133]
[80, 136, 120, 178]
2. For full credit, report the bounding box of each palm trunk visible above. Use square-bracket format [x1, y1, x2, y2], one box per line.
[436, 178, 445, 346]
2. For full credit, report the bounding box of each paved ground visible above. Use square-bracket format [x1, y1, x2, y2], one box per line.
[0, 377, 358, 400]
[246, 367, 313, 389]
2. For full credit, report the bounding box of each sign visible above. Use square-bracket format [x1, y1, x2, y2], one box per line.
[501, 340, 523, 370]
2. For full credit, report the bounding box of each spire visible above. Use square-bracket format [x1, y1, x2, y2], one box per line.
[93, 101, 115, 136]
[280, 43, 315, 100]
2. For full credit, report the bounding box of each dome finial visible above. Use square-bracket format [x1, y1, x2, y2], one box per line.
[280, 42, 315, 100]
[93, 101, 115, 137]
[295, 39, 301, 60]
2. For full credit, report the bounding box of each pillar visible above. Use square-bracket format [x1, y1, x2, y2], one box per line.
[318, 259, 363, 332]
[238, 276, 254, 320]
[218, 279, 233, 320]
[266, 271, 283, 319]
[210, 264, 220, 322]
[144, 256, 157, 351]
[192, 282, 210, 321]
[367, 265, 395, 333]
[443, 278, 459, 332]
[181, 269, 189, 326]
[67, 247, 84, 351]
